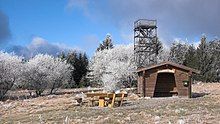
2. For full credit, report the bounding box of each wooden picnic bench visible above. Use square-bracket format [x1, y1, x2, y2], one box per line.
[86, 92, 127, 107]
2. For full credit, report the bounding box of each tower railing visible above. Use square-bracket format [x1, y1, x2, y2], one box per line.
[134, 19, 157, 29]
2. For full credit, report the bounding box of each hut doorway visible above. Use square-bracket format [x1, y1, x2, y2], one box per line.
[153, 73, 177, 97]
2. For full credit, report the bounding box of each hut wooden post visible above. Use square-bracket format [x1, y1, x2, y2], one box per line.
[143, 71, 146, 97]
[188, 71, 193, 98]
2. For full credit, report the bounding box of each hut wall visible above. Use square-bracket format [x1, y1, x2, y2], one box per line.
[138, 65, 191, 97]
[174, 68, 190, 97]
[145, 70, 158, 97]
[137, 72, 144, 95]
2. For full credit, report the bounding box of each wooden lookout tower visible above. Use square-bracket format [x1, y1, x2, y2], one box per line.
[134, 19, 157, 68]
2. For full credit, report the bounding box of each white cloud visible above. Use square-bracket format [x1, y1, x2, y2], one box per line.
[8, 36, 78, 58]
[66, 0, 89, 13]
[66, 0, 220, 45]
[66, 0, 88, 9]
[28, 37, 47, 49]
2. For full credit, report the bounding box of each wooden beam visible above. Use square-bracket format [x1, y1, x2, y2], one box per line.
[120, 93, 125, 107]
[99, 97, 105, 107]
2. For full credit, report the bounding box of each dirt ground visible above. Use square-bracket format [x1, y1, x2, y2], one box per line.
[1, 83, 220, 124]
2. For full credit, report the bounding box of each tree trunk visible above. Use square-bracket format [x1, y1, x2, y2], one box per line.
[50, 83, 55, 94]
[50, 88, 54, 94]
[36, 90, 42, 96]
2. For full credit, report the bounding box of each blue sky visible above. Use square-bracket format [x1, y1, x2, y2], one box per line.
[0, 0, 220, 57]
[0, 0, 124, 57]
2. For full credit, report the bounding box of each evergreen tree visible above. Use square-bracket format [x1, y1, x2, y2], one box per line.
[77, 52, 89, 87]
[169, 41, 188, 64]
[96, 34, 114, 51]
[66, 51, 89, 88]
[196, 36, 213, 82]
[208, 39, 220, 82]
[58, 52, 66, 60]
[183, 44, 198, 69]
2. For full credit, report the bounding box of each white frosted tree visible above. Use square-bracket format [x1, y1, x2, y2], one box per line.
[157, 47, 170, 63]
[169, 41, 189, 64]
[0, 51, 23, 100]
[89, 44, 136, 91]
[47, 57, 72, 94]
[22, 54, 72, 96]
[88, 49, 109, 83]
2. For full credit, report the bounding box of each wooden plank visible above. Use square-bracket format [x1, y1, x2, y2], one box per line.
[109, 93, 116, 108]
[120, 93, 125, 107]
[86, 93, 108, 97]
[99, 98, 105, 107]
[86, 92, 128, 107]
[86, 92, 127, 98]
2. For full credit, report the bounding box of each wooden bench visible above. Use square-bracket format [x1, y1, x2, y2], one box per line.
[170, 88, 178, 96]
[170, 91, 178, 96]
[86, 92, 127, 107]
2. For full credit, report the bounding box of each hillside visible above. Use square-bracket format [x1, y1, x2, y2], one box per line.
[1, 83, 220, 124]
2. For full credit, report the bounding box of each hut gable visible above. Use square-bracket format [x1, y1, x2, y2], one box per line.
[137, 61, 199, 98]
[137, 61, 200, 74]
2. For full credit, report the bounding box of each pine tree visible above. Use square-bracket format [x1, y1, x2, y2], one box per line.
[58, 52, 66, 60]
[66, 51, 89, 88]
[196, 36, 213, 82]
[81, 53, 90, 86]
[208, 39, 220, 82]
[65, 51, 76, 87]
[96, 34, 114, 51]
[169, 41, 188, 64]
[183, 44, 198, 69]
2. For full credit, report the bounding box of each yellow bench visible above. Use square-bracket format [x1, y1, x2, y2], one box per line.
[86, 92, 127, 107]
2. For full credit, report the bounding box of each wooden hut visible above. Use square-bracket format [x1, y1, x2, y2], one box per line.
[137, 61, 199, 98]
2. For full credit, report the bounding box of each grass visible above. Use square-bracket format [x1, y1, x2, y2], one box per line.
[1, 83, 220, 123]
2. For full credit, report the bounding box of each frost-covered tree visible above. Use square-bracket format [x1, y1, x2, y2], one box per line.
[47, 57, 72, 94]
[169, 41, 189, 64]
[0, 51, 23, 100]
[157, 47, 170, 62]
[22, 54, 72, 96]
[22, 54, 50, 96]
[88, 49, 109, 84]
[89, 44, 136, 91]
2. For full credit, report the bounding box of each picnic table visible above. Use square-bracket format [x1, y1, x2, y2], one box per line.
[86, 92, 127, 107]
